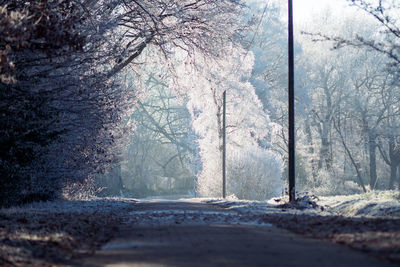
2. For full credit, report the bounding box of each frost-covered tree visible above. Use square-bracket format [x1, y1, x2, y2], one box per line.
[306, 0, 400, 80]
[345, 0, 400, 73]
[299, 1, 400, 193]
[107, 0, 246, 78]
[173, 45, 283, 200]
[246, 1, 313, 191]
[0, 0, 140, 205]
[120, 72, 198, 197]
[294, 3, 400, 194]
[342, 0, 400, 189]
[0, 0, 246, 206]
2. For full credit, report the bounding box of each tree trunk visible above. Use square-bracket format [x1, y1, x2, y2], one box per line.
[320, 138, 331, 169]
[319, 122, 332, 170]
[389, 163, 397, 190]
[368, 132, 377, 189]
[334, 121, 366, 193]
[398, 166, 400, 190]
[304, 118, 317, 183]
[388, 136, 400, 190]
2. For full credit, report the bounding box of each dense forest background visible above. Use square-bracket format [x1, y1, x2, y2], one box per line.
[1, 0, 399, 207]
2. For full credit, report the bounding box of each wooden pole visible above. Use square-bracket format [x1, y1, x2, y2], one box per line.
[288, 0, 296, 203]
[222, 90, 227, 198]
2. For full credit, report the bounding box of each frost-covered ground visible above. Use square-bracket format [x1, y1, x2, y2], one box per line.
[202, 190, 400, 218]
[316, 191, 400, 217]
[124, 198, 273, 227]
[124, 193, 400, 264]
[0, 198, 137, 266]
[199, 191, 400, 264]
[1, 192, 399, 266]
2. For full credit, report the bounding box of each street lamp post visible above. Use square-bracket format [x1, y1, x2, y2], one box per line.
[288, 0, 296, 203]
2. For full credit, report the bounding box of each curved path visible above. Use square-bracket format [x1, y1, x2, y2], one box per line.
[80, 200, 396, 267]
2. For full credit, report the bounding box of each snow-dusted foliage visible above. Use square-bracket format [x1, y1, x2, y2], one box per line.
[173, 46, 283, 200]
[0, 1, 138, 206]
[0, 0, 248, 206]
[246, 1, 400, 195]
[228, 147, 283, 200]
[4, 0, 400, 205]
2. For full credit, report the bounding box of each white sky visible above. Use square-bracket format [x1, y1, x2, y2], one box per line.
[250, 0, 355, 23]
[293, 0, 351, 23]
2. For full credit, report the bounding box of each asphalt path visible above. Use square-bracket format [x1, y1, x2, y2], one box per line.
[80, 201, 396, 267]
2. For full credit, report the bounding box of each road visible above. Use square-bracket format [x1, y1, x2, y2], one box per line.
[80, 200, 396, 267]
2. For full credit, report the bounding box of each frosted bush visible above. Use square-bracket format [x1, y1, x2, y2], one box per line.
[196, 145, 223, 198]
[309, 169, 364, 196]
[228, 147, 283, 200]
[197, 146, 284, 200]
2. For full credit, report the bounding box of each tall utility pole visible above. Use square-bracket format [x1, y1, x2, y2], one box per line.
[222, 90, 227, 198]
[288, 0, 296, 203]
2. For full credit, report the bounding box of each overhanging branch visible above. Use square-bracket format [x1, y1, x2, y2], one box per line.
[107, 31, 155, 79]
